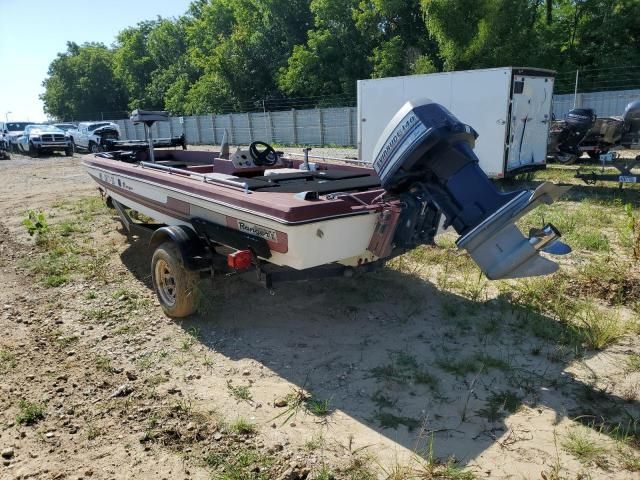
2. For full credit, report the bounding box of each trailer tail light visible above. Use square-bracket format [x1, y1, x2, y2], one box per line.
[227, 250, 252, 270]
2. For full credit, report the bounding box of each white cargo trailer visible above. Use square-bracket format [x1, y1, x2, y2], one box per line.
[357, 67, 555, 178]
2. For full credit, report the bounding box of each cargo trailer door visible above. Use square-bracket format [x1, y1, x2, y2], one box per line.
[506, 75, 553, 173]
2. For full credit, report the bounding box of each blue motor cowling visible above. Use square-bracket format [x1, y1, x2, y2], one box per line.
[372, 99, 571, 279]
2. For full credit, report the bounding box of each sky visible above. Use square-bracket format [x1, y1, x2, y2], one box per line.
[0, 0, 192, 122]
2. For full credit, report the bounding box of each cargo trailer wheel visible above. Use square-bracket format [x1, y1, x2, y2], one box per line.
[151, 242, 199, 318]
[555, 153, 577, 165]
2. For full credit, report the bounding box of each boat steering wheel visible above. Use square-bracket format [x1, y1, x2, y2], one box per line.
[249, 141, 278, 166]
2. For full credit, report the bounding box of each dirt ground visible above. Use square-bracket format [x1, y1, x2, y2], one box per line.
[0, 149, 639, 480]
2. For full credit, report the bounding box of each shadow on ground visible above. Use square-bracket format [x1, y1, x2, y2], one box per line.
[119, 229, 639, 469]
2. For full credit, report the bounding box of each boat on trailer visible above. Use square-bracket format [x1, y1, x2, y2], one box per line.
[82, 102, 571, 317]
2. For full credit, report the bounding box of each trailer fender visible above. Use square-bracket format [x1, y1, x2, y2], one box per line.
[149, 225, 210, 271]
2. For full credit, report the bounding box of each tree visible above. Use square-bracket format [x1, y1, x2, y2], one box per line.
[278, 0, 370, 100]
[40, 42, 128, 120]
[423, 0, 542, 71]
[185, 0, 312, 112]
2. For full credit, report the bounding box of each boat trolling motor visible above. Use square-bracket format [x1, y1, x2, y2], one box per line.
[372, 99, 571, 279]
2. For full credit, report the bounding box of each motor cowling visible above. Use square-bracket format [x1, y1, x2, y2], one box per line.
[372, 99, 570, 279]
[623, 100, 640, 134]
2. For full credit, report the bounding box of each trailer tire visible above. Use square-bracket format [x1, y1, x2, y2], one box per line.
[151, 241, 199, 318]
[555, 153, 577, 165]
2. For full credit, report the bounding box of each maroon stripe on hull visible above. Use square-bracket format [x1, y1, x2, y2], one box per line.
[83, 156, 382, 224]
[91, 174, 191, 222]
[91, 174, 289, 253]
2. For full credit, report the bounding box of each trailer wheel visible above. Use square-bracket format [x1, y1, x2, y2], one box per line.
[555, 153, 577, 165]
[151, 242, 199, 318]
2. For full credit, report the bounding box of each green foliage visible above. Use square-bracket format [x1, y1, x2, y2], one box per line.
[22, 210, 49, 239]
[16, 400, 45, 425]
[41, 42, 128, 120]
[41, 0, 640, 118]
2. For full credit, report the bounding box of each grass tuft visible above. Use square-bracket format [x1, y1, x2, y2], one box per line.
[230, 417, 256, 435]
[16, 400, 45, 425]
[562, 427, 606, 464]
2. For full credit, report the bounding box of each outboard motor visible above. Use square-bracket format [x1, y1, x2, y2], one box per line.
[372, 99, 570, 279]
[555, 108, 596, 160]
[622, 100, 640, 146]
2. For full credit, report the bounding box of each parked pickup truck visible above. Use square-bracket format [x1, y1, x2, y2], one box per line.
[16, 124, 73, 157]
[67, 122, 120, 152]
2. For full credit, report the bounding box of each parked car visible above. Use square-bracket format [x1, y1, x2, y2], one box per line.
[53, 123, 77, 132]
[16, 124, 73, 157]
[0, 121, 33, 152]
[67, 122, 120, 152]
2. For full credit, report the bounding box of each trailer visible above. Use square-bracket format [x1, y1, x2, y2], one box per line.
[357, 67, 556, 178]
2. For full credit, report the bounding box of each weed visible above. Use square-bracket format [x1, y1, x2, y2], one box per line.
[373, 411, 420, 431]
[205, 447, 272, 479]
[624, 203, 640, 260]
[371, 351, 438, 390]
[227, 380, 252, 402]
[145, 374, 168, 386]
[180, 337, 194, 351]
[270, 388, 310, 425]
[186, 326, 201, 339]
[83, 247, 111, 283]
[84, 307, 110, 322]
[304, 432, 325, 451]
[84, 290, 97, 300]
[618, 445, 640, 471]
[94, 355, 113, 373]
[230, 417, 256, 435]
[478, 391, 522, 422]
[562, 427, 606, 464]
[22, 210, 50, 240]
[16, 400, 45, 425]
[314, 466, 335, 480]
[54, 335, 78, 348]
[44, 274, 68, 287]
[306, 398, 332, 416]
[572, 229, 610, 251]
[0, 349, 17, 372]
[437, 353, 510, 377]
[627, 354, 640, 372]
[577, 303, 626, 350]
[114, 324, 141, 335]
[371, 389, 396, 409]
[87, 424, 101, 440]
[137, 353, 155, 370]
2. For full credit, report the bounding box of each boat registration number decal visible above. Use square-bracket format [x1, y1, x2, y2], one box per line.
[619, 176, 637, 183]
[238, 221, 278, 242]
